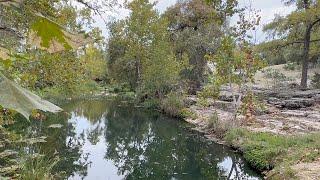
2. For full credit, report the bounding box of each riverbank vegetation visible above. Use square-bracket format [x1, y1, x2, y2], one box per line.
[226, 129, 320, 178]
[1, 0, 320, 179]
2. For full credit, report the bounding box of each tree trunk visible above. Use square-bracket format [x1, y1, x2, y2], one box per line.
[300, 24, 311, 89]
[135, 56, 142, 88]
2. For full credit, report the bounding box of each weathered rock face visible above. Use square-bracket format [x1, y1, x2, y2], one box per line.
[253, 89, 320, 110]
[184, 96, 197, 107]
[283, 98, 315, 109]
[267, 98, 315, 109]
[216, 88, 320, 110]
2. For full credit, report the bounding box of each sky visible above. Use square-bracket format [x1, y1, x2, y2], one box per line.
[92, 0, 296, 42]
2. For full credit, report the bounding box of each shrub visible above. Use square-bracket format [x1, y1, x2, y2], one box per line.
[207, 111, 231, 138]
[283, 63, 296, 71]
[180, 108, 197, 120]
[207, 111, 219, 129]
[142, 99, 160, 109]
[197, 98, 211, 107]
[160, 92, 185, 118]
[311, 73, 320, 89]
[264, 68, 288, 80]
[263, 68, 293, 88]
[38, 80, 99, 101]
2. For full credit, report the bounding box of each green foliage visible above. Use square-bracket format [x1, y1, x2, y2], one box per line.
[197, 98, 211, 107]
[165, 0, 224, 93]
[205, 0, 240, 18]
[0, 106, 16, 126]
[283, 62, 296, 71]
[263, 68, 287, 80]
[180, 108, 197, 120]
[311, 73, 320, 89]
[160, 92, 185, 118]
[141, 29, 184, 98]
[207, 111, 232, 138]
[240, 92, 266, 116]
[3, 50, 100, 99]
[80, 45, 107, 81]
[261, 0, 320, 88]
[198, 79, 220, 99]
[142, 99, 160, 109]
[106, 83, 133, 95]
[208, 36, 264, 88]
[225, 129, 320, 173]
[206, 35, 264, 122]
[207, 111, 219, 129]
[108, 0, 184, 101]
[20, 155, 60, 180]
[263, 68, 293, 88]
[30, 17, 71, 50]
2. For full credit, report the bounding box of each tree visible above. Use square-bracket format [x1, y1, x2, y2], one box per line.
[263, 0, 320, 89]
[108, 0, 183, 99]
[206, 37, 264, 122]
[165, 0, 238, 94]
[204, 1, 264, 122]
[0, 0, 110, 118]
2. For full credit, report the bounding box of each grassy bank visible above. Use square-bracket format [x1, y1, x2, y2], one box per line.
[224, 128, 320, 179]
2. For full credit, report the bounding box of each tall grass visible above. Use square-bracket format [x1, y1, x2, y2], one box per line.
[20, 155, 60, 180]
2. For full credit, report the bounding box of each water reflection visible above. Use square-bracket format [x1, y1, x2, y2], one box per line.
[11, 100, 261, 179]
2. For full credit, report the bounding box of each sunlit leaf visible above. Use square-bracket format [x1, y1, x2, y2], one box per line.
[28, 15, 92, 53]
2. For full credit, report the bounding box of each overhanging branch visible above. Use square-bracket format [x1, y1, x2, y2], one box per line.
[274, 38, 320, 49]
[76, 0, 108, 25]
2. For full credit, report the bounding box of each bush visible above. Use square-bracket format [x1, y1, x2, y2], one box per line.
[108, 83, 132, 93]
[160, 92, 185, 118]
[180, 108, 197, 120]
[311, 73, 320, 89]
[142, 99, 160, 109]
[283, 63, 296, 71]
[207, 111, 219, 129]
[263, 68, 293, 88]
[264, 68, 288, 80]
[38, 80, 100, 101]
[197, 98, 211, 107]
[207, 111, 231, 138]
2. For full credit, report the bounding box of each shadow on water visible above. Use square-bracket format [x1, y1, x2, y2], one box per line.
[10, 100, 262, 180]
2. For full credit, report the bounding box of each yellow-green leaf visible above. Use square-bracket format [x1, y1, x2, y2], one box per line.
[29, 15, 92, 53]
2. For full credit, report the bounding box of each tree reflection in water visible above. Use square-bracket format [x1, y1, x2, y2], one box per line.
[10, 100, 262, 179]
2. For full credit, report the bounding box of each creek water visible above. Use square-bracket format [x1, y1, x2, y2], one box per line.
[11, 99, 262, 179]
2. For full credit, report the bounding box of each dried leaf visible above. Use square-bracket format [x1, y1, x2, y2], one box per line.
[18, 136, 47, 144]
[0, 150, 18, 158]
[48, 124, 63, 129]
